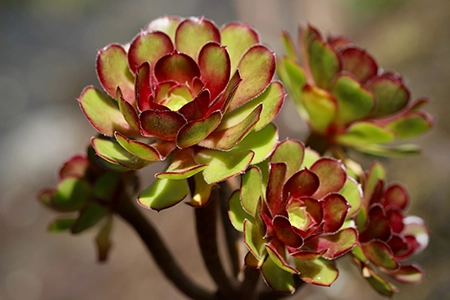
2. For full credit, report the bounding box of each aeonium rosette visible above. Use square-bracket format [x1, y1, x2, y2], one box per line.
[278, 25, 433, 157]
[228, 139, 362, 293]
[37, 146, 138, 261]
[78, 16, 285, 210]
[351, 162, 429, 296]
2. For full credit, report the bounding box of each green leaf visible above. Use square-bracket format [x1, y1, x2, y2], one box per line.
[228, 190, 252, 231]
[367, 75, 409, 117]
[308, 38, 340, 89]
[53, 177, 91, 211]
[386, 112, 432, 139]
[95, 217, 113, 262]
[93, 172, 121, 201]
[364, 162, 386, 204]
[114, 132, 163, 162]
[337, 122, 395, 146]
[78, 87, 135, 137]
[196, 148, 254, 184]
[234, 123, 278, 165]
[92, 137, 151, 170]
[48, 218, 77, 233]
[156, 148, 207, 180]
[176, 111, 222, 149]
[331, 74, 375, 125]
[138, 178, 189, 211]
[188, 172, 215, 207]
[175, 17, 220, 60]
[281, 31, 296, 59]
[72, 203, 108, 234]
[220, 23, 259, 72]
[339, 177, 362, 217]
[363, 266, 397, 297]
[270, 139, 305, 179]
[261, 255, 295, 294]
[300, 148, 320, 169]
[293, 257, 339, 286]
[146, 16, 182, 42]
[243, 220, 266, 259]
[240, 166, 262, 216]
[355, 143, 421, 157]
[310, 158, 347, 199]
[230, 45, 275, 110]
[117, 88, 140, 132]
[302, 84, 337, 134]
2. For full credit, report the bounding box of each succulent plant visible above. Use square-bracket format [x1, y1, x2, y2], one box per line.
[228, 139, 362, 293]
[78, 16, 284, 210]
[278, 24, 433, 157]
[351, 162, 428, 296]
[37, 147, 138, 261]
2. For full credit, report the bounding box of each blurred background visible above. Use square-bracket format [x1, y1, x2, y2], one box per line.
[0, 0, 448, 299]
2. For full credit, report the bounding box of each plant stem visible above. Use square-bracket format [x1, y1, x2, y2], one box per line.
[240, 266, 260, 299]
[218, 181, 241, 278]
[115, 197, 215, 300]
[305, 131, 329, 155]
[195, 188, 238, 298]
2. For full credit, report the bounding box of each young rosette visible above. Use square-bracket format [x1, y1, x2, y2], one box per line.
[351, 162, 429, 296]
[77, 16, 284, 210]
[37, 147, 137, 261]
[228, 139, 362, 293]
[278, 25, 433, 157]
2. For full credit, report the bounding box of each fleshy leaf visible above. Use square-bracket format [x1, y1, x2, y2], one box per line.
[368, 75, 410, 117]
[364, 163, 386, 203]
[198, 42, 231, 100]
[356, 143, 421, 157]
[273, 216, 303, 248]
[390, 265, 423, 284]
[384, 184, 408, 210]
[117, 88, 140, 132]
[156, 148, 207, 180]
[293, 257, 339, 286]
[362, 240, 399, 270]
[339, 177, 362, 217]
[114, 132, 162, 161]
[308, 37, 341, 89]
[300, 148, 320, 169]
[283, 169, 320, 199]
[230, 45, 275, 110]
[140, 110, 186, 141]
[331, 74, 375, 125]
[59, 155, 89, 180]
[386, 111, 433, 139]
[53, 177, 91, 211]
[208, 70, 242, 113]
[266, 162, 287, 215]
[48, 218, 77, 232]
[337, 122, 395, 146]
[310, 158, 347, 199]
[188, 172, 215, 207]
[360, 205, 391, 242]
[270, 139, 305, 179]
[138, 178, 189, 211]
[93, 172, 121, 201]
[95, 217, 113, 262]
[228, 190, 252, 231]
[220, 23, 259, 72]
[146, 16, 182, 41]
[340, 47, 378, 83]
[305, 228, 357, 259]
[154, 52, 201, 84]
[78, 87, 136, 137]
[71, 203, 108, 234]
[198, 104, 262, 150]
[175, 17, 221, 60]
[362, 265, 398, 297]
[135, 62, 152, 112]
[302, 84, 337, 134]
[241, 166, 262, 216]
[176, 111, 222, 148]
[321, 193, 349, 233]
[128, 31, 174, 73]
[92, 137, 151, 170]
[243, 219, 266, 259]
[96, 44, 135, 103]
[233, 123, 278, 165]
[261, 255, 295, 294]
[196, 148, 254, 184]
[281, 31, 296, 59]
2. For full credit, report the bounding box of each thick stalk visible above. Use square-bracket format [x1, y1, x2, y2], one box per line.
[304, 131, 329, 155]
[115, 197, 215, 300]
[195, 188, 238, 298]
[240, 266, 260, 299]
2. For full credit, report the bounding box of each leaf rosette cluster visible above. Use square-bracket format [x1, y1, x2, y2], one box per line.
[78, 16, 285, 210]
[352, 162, 429, 296]
[278, 25, 433, 157]
[228, 139, 362, 293]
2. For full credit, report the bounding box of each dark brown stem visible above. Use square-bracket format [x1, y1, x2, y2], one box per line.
[115, 197, 215, 300]
[195, 188, 238, 298]
[218, 181, 241, 278]
[240, 266, 260, 299]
